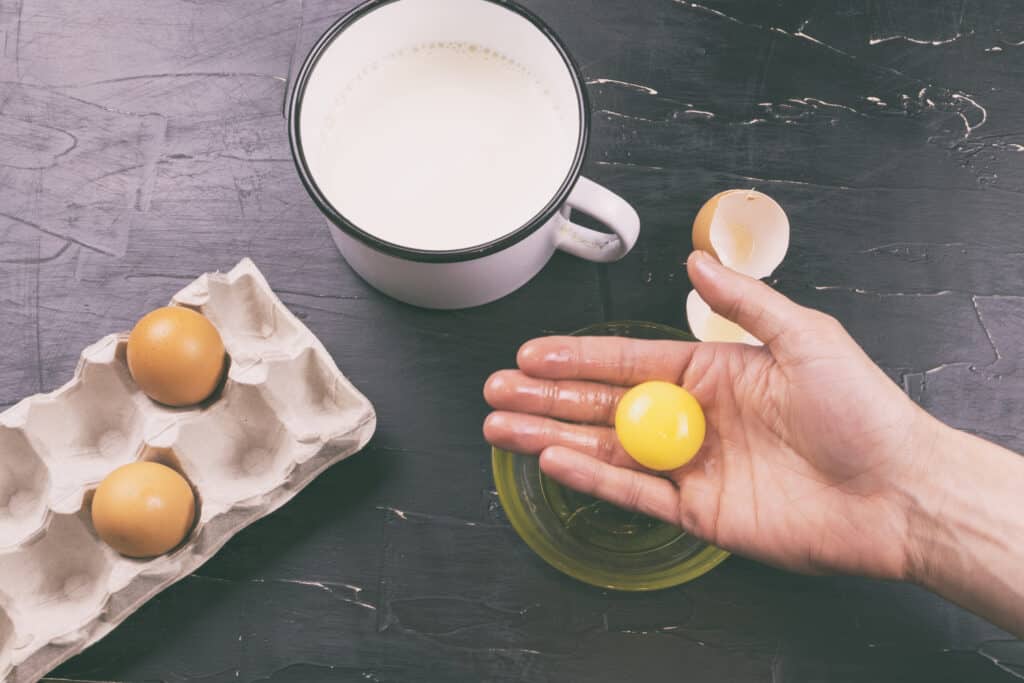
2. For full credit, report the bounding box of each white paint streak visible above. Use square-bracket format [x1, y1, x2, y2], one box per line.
[814, 285, 870, 293]
[734, 174, 853, 190]
[595, 159, 667, 171]
[738, 118, 767, 125]
[275, 578, 378, 611]
[790, 97, 859, 114]
[597, 109, 658, 124]
[380, 505, 409, 520]
[952, 92, 988, 136]
[869, 33, 963, 46]
[812, 286, 955, 297]
[786, 28, 858, 59]
[924, 363, 958, 375]
[585, 77, 658, 95]
[972, 295, 1003, 364]
[860, 241, 967, 254]
[681, 109, 715, 118]
[280, 578, 329, 589]
[671, 0, 745, 26]
[985, 46, 1004, 53]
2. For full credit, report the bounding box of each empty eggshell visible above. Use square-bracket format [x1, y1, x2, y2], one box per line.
[692, 189, 789, 279]
[686, 290, 762, 346]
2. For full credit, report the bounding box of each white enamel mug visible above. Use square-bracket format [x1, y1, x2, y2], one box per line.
[288, 0, 640, 310]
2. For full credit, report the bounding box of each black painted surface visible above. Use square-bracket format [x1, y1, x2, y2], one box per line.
[0, 0, 1022, 681]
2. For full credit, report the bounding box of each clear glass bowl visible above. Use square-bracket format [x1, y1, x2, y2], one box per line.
[492, 320, 729, 590]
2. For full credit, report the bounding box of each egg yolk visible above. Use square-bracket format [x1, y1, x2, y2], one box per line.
[615, 381, 706, 471]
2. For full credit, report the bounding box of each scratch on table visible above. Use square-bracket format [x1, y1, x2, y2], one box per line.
[48, 71, 289, 88]
[0, 240, 70, 265]
[33, 242, 42, 391]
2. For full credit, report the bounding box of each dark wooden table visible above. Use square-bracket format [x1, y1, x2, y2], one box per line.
[2, 0, 1023, 680]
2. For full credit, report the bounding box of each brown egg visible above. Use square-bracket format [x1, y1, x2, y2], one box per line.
[691, 189, 789, 279]
[91, 462, 196, 558]
[127, 306, 226, 407]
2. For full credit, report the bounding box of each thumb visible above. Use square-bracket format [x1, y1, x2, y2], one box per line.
[687, 250, 809, 349]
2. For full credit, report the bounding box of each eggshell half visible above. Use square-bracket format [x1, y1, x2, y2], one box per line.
[692, 189, 789, 279]
[685, 290, 762, 346]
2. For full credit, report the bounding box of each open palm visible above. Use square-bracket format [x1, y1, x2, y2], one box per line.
[484, 251, 932, 580]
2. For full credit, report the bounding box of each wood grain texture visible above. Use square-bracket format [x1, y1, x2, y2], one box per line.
[0, 0, 1019, 681]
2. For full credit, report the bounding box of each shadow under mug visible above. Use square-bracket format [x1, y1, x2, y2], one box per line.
[288, 0, 640, 310]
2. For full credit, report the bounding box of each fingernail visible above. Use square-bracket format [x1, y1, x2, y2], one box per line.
[483, 412, 507, 432]
[483, 372, 506, 402]
[690, 250, 720, 280]
[517, 341, 540, 366]
[519, 341, 571, 366]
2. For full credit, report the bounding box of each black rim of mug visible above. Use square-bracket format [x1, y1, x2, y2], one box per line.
[286, 0, 592, 264]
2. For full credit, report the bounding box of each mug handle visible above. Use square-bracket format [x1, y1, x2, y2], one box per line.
[555, 176, 640, 263]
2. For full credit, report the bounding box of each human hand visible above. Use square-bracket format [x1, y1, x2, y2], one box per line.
[484, 250, 943, 581]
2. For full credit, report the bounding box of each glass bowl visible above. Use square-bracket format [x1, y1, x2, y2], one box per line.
[492, 320, 729, 590]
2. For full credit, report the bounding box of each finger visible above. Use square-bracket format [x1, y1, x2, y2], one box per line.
[517, 336, 698, 386]
[484, 412, 642, 469]
[484, 370, 625, 425]
[539, 446, 681, 526]
[687, 250, 812, 350]
[671, 456, 725, 544]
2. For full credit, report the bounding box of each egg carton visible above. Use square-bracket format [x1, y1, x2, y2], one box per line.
[0, 258, 377, 683]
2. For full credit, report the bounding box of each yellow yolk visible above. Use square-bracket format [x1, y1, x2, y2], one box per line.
[615, 381, 706, 471]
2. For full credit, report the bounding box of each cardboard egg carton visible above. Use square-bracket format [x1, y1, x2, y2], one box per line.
[0, 259, 377, 683]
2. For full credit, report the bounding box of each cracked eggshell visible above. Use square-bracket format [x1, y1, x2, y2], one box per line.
[686, 290, 762, 346]
[692, 189, 789, 279]
[0, 258, 377, 683]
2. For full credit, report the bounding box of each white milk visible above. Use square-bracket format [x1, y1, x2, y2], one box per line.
[310, 42, 578, 251]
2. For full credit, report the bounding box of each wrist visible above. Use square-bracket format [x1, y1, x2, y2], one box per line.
[894, 416, 1024, 636]
[899, 415, 1021, 589]
[894, 410, 964, 586]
